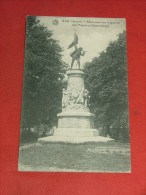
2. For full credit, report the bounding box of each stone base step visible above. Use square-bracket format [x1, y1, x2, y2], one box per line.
[38, 135, 114, 144]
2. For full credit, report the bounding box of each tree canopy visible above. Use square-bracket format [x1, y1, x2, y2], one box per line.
[21, 16, 67, 130]
[84, 31, 129, 141]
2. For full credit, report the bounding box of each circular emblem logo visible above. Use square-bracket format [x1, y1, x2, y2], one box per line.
[52, 20, 59, 25]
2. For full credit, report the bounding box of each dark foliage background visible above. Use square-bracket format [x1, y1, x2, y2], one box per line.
[20, 16, 67, 141]
[84, 31, 130, 142]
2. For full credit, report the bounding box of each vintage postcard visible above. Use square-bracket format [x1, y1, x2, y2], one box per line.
[18, 16, 131, 172]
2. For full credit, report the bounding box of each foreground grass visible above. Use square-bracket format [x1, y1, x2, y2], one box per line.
[18, 142, 131, 172]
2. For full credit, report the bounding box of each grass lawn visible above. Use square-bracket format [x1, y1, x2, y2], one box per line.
[18, 141, 131, 172]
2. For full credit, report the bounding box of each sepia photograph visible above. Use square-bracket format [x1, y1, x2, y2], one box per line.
[18, 16, 131, 172]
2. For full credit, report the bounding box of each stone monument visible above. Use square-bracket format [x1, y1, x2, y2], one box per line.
[39, 33, 113, 143]
[55, 69, 98, 137]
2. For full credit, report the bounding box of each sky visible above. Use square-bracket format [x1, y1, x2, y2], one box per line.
[37, 16, 126, 69]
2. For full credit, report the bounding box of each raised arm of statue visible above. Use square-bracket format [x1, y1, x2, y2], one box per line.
[74, 44, 77, 50]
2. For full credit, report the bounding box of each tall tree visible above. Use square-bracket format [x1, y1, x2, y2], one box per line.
[84, 31, 129, 141]
[21, 16, 67, 130]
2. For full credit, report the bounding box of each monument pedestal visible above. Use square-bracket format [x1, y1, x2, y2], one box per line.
[57, 112, 94, 129]
[39, 69, 113, 144]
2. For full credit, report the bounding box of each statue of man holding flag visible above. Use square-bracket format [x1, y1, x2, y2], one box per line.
[68, 33, 86, 69]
